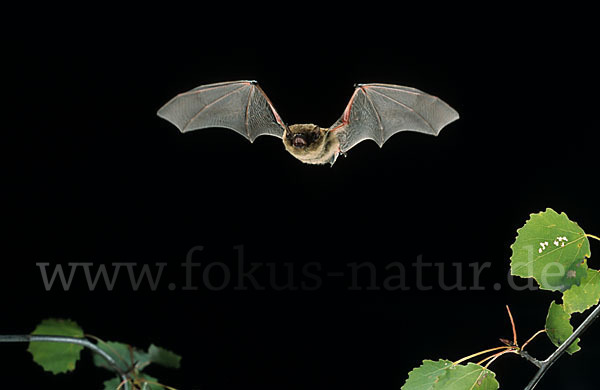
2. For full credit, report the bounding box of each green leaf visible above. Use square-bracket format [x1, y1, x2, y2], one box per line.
[103, 373, 163, 390]
[102, 377, 123, 390]
[433, 363, 499, 390]
[93, 341, 149, 372]
[135, 373, 162, 389]
[93, 341, 181, 374]
[402, 360, 498, 390]
[401, 359, 452, 390]
[545, 301, 580, 355]
[27, 318, 84, 374]
[148, 344, 182, 369]
[563, 268, 600, 314]
[510, 208, 590, 291]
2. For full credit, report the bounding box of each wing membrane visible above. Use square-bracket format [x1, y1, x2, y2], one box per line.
[157, 80, 285, 142]
[332, 83, 459, 152]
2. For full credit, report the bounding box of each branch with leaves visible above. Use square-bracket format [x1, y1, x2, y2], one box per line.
[0, 318, 181, 390]
[402, 208, 600, 389]
[1, 208, 598, 389]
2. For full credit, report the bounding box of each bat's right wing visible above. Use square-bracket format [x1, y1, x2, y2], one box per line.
[329, 83, 459, 153]
[157, 80, 286, 142]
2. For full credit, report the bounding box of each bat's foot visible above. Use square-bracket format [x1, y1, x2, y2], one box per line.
[328, 156, 337, 167]
[328, 150, 347, 167]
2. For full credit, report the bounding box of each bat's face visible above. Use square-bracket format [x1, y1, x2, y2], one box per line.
[285, 124, 322, 149]
[282, 124, 339, 165]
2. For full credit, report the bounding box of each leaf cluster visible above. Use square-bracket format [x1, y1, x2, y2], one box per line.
[403, 208, 599, 389]
[27, 318, 181, 389]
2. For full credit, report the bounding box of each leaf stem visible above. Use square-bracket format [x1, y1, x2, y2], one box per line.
[0, 334, 131, 390]
[506, 305, 518, 346]
[452, 346, 512, 366]
[524, 303, 600, 390]
[586, 234, 600, 242]
[476, 348, 517, 367]
[520, 329, 546, 351]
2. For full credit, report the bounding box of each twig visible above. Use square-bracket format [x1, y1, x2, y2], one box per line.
[518, 350, 542, 368]
[524, 303, 600, 390]
[0, 334, 130, 390]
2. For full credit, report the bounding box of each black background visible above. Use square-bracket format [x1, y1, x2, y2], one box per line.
[2, 8, 599, 390]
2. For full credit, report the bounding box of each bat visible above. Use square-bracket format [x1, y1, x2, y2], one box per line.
[157, 80, 459, 165]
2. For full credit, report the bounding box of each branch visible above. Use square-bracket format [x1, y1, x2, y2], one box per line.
[518, 350, 542, 368]
[0, 334, 130, 390]
[524, 303, 600, 390]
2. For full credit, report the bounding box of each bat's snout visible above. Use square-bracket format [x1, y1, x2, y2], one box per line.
[292, 134, 308, 148]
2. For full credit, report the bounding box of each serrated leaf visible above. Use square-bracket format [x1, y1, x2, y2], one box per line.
[148, 344, 182, 369]
[401, 359, 452, 390]
[563, 268, 600, 314]
[402, 360, 498, 390]
[510, 208, 590, 291]
[27, 318, 84, 374]
[93, 341, 149, 372]
[433, 363, 499, 390]
[545, 301, 580, 355]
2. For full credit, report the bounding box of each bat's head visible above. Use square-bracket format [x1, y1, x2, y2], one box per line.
[285, 124, 323, 149]
[282, 124, 339, 165]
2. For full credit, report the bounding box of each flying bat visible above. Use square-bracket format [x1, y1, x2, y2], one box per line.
[157, 80, 459, 165]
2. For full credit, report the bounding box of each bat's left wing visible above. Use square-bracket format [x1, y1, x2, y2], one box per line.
[329, 83, 459, 153]
[157, 80, 286, 142]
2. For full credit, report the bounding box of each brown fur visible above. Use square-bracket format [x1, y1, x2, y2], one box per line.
[282, 124, 340, 165]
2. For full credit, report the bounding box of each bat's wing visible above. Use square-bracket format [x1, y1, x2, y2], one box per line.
[329, 83, 459, 153]
[157, 80, 286, 142]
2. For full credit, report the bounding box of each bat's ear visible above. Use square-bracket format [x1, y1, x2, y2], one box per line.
[283, 124, 293, 138]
